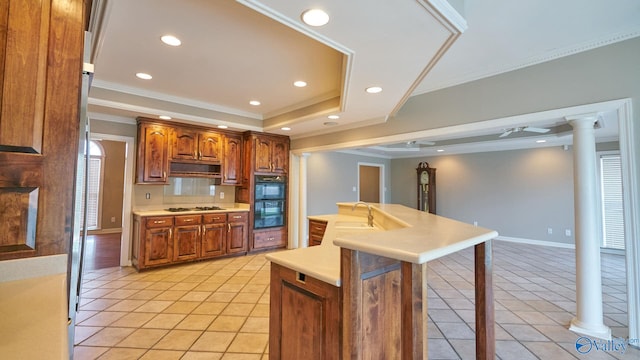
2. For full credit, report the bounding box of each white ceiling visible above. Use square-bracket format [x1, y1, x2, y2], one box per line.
[88, 0, 640, 157]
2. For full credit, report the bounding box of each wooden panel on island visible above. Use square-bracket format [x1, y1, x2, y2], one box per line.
[308, 219, 328, 247]
[270, 263, 341, 360]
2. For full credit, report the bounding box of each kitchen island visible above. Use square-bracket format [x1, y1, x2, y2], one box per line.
[266, 203, 498, 359]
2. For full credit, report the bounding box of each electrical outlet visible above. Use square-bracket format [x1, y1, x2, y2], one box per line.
[565, 229, 572, 237]
[220, 192, 225, 199]
[110, 216, 116, 223]
[352, 186, 357, 192]
[547, 227, 553, 235]
[145, 193, 150, 199]
[473, 221, 478, 226]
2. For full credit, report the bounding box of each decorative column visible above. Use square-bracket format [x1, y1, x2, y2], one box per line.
[567, 115, 611, 340]
[298, 153, 310, 247]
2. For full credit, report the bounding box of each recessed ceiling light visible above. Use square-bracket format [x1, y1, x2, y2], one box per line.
[366, 86, 382, 94]
[301, 9, 329, 26]
[281, 127, 291, 131]
[249, 100, 261, 106]
[136, 72, 152, 80]
[436, 149, 444, 152]
[159, 115, 172, 120]
[536, 139, 547, 143]
[324, 121, 338, 126]
[293, 80, 307, 87]
[327, 115, 339, 120]
[217, 125, 228, 129]
[160, 35, 181, 46]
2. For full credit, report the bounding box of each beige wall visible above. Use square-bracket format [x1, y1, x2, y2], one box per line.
[99, 140, 126, 230]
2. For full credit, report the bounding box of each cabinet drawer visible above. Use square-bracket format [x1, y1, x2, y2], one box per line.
[175, 215, 202, 226]
[253, 229, 286, 250]
[227, 212, 248, 222]
[203, 213, 227, 224]
[145, 216, 174, 228]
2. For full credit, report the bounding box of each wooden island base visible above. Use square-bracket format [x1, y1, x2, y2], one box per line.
[269, 241, 495, 359]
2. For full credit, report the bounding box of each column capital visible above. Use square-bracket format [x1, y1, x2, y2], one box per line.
[566, 113, 599, 127]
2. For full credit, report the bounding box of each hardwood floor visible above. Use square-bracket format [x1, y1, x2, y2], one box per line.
[83, 233, 122, 271]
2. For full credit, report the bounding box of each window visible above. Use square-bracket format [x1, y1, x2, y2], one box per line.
[81, 141, 104, 230]
[599, 153, 625, 250]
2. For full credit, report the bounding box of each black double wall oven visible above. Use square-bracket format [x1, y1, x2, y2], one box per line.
[254, 175, 286, 229]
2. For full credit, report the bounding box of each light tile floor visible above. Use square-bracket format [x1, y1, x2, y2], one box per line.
[73, 241, 639, 359]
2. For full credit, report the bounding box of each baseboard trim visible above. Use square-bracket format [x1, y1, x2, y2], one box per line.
[87, 228, 122, 235]
[496, 236, 576, 249]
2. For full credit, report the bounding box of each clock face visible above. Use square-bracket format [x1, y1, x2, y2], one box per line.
[420, 171, 429, 184]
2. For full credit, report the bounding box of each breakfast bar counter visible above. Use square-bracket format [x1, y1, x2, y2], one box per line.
[267, 203, 498, 359]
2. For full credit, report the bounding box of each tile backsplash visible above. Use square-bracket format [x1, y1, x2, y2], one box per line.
[133, 178, 236, 209]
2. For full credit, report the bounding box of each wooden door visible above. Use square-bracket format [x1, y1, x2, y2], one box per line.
[222, 134, 242, 185]
[359, 164, 381, 203]
[199, 131, 222, 162]
[0, 0, 83, 260]
[173, 225, 200, 262]
[254, 136, 272, 172]
[140, 124, 169, 183]
[144, 227, 173, 267]
[227, 213, 248, 254]
[271, 139, 289, 174]
[201, 222, 226, 258]
[171, 127, 198, 161]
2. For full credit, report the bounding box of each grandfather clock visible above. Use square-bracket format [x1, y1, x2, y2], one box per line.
[416, 162, 436, 214]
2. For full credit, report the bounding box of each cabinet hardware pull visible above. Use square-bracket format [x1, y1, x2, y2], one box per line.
[228, 223, 231, 232]
[184, 219, 193, 222]
[153, 220, 164, 224]
[199, 150, 202, 158]
[202, 226, 206, 236]
[163, 171, 166, 179]
[232, 215, 242, 219]
[169, 228, 173, 238]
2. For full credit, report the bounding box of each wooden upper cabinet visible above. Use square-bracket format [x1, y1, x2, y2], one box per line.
[253, 134, 289, 174]
[137, 122, 170, 184]
[199, 131, 222, 162]
[222, 133, 242, 185]
[171, 128, 198, 161]
[170, 128, 221, 163]
[0, 0, 51, 154]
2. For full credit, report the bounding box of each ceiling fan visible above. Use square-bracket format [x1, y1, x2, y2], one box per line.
[499, 126, 550, 138]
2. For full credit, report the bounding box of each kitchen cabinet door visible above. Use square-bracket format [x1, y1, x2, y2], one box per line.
[144, 227, 173, 267]
[199, 131, 222, 162]
[171, 127, 198, 161]
[173, 225, 200, 262]
[270, 138, 289, 174]
[201, 222, 226, 258]
[222, 134, 242, 185]
[227, 212, 248, 254]
[254, 136, 272, 173]
[308, 219, 327, 247]
[137, 123, 170, 184]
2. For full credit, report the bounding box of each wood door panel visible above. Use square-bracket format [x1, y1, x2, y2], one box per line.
[281, 283, 323, 360]
[199, 131, 221, 162]
[271, 139, 288, 174]
[0, 0, 50, 154]
[144, 227, 173, 266]
[201, 223, 225, 258]
[222, 134, 242, 184]
[172, 128, 198, 160]
[141, 125, 169, 183]
[173, 225, 199, 261]
[0, 187, 38, 253]
[254, 137, 271, 172]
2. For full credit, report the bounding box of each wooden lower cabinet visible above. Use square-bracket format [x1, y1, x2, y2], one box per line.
[173, 215, 201, 262]
[308, 219, 328, 247]
[252, 227, 287, 251]
[228, 212, 249, 254]
[201, 213, 227, 259]
[270, 263, 341, 360]
[133, 212, 248, 270]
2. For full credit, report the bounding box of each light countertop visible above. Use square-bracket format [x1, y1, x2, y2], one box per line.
[133, 203, 250, 217]
[266, 203, 498, 287]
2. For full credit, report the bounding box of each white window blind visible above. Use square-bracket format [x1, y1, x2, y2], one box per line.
[86, 157, 101, 229]
[600, 154, 625, 250]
